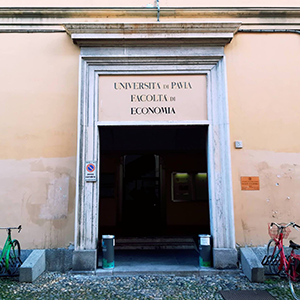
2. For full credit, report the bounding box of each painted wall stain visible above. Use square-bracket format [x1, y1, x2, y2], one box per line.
[241, 219, 249, 232]
[39, 175, 69, 220]
[0, 156, 77, 249]
[256, 161, 269, 172]
[30, 159, 46, 172]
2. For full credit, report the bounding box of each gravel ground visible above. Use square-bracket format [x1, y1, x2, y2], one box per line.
[0, 272, 298, 300]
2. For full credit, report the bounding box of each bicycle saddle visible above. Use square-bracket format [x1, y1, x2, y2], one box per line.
[290, 240, 300, 249]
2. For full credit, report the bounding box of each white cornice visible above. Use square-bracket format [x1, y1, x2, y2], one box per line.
[1, 8, 300, 32]
[1, 7, 300, 19]
[64, 22, 241, 47]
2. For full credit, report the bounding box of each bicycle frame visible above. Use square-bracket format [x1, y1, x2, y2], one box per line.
[0, 229, 14, 271]
[267, 222, 300, 279]
[0, 226, 21, 273]
[264, 222, 300, 300]
[272, 232, 291, 274]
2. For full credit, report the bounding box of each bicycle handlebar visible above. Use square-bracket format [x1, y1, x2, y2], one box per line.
[270, 222, 300, 230]
[0, 225, 22, 233]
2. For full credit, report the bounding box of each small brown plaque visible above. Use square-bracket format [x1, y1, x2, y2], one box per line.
[241, 176, 260, 191]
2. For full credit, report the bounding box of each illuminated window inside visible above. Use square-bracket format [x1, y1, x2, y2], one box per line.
[171, 172, 208, 202]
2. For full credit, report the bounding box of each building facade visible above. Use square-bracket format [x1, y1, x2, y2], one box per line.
[1, 1, 300, 271]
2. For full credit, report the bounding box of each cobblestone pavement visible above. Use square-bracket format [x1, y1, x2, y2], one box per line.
[0, 271, 298, 300]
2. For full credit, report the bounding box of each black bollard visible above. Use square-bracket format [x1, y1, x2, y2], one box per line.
[102, 235, 115, 269]
[198, 234, 212, 267]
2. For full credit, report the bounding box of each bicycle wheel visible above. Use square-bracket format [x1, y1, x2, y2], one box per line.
[7, 240, 22, 275]
[289, 258, 300, 300]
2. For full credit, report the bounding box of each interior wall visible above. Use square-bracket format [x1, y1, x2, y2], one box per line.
[226, 33, 300, 246]
[163, 152, 209, 229]
[0, 33, 79, 249]
[99, 154, 119, 228]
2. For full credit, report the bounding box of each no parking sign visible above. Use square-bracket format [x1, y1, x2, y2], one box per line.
[85, 161, 97, 182]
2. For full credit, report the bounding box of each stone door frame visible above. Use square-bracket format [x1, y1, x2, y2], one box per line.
[64, 22, 241, 270]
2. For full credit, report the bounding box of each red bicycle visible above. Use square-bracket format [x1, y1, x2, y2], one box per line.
[262, 222, 300, 299]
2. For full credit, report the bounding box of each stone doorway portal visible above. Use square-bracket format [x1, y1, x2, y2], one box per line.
[69, 22, 240, 271]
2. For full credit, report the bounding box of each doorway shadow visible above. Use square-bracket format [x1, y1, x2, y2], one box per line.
[97, 249, 199, 272]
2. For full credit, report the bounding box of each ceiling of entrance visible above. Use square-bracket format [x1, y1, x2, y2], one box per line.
[100, 125, 207, 153]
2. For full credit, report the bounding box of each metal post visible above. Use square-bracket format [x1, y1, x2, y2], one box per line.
[199, 234, 212, 267]
[102, 235, 115, 269]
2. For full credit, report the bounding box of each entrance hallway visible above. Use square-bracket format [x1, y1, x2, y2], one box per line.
[99, 125, 210, 239]
[97, 249, 200, 275]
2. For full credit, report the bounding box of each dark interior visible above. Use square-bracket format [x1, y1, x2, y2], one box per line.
[99, 125, 210, 238]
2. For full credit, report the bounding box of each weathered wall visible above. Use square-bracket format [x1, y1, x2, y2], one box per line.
[0, 0, 298, 7]
[226, 33, 300, 247]
[0, 33, 80, 249]
[1, 10, 299, 252]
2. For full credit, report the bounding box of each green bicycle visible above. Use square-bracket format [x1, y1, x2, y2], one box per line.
[0, 225, 22, 276]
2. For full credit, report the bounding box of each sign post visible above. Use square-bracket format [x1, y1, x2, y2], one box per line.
[85, 161, 97, 182]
